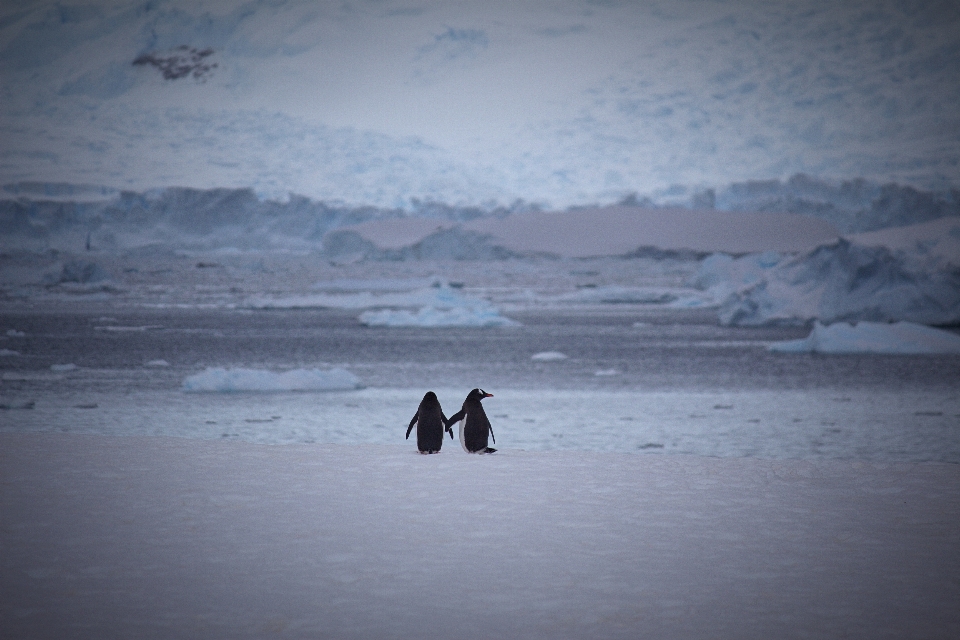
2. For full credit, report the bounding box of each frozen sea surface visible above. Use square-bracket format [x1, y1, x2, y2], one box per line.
[3, 433, 958, 639]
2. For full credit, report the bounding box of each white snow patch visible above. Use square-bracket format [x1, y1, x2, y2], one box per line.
[4, 434, 957, 639]
[531, 351, 568, 361]
[770, 321, 960, 355]
[145, 359, 170, 367]
[182, 367, 362, 392]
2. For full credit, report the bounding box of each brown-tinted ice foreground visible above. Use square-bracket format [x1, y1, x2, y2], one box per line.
[3, 433, 958, 639]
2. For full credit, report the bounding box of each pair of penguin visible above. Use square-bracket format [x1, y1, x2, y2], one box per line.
[406, 389, 496, 454]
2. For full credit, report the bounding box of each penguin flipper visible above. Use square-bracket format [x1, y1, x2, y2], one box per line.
[440, 411, 453, 440]
[445, 410, 465, 429]
[406, 414, 418, 440]
[489, 424, 496, 445]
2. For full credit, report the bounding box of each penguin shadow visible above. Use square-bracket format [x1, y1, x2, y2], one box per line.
[407, 389, 497, 455]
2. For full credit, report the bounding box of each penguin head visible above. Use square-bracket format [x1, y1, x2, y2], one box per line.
[423, 391, 438, 401]
[467, 388, 493, 401]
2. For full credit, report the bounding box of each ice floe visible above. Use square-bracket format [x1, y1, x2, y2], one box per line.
[770, 321, 960, 355]
[531, 351, 568, 361]
[182, 368, 362, 392]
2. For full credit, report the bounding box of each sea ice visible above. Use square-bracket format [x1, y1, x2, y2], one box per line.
[246, 285, 478, 311]
[182, 367, 362, 392]
[770, 321, 960, 355]
[0, 349, 20, 356]
[358, 305, 519, 328]
[4, 434, 958, 639]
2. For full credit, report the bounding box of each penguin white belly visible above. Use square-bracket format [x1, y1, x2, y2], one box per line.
[458, 417, 470, 453]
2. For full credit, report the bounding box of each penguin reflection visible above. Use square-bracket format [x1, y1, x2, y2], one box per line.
[406, 391, 453, 454]
[446, 388, 497, 454]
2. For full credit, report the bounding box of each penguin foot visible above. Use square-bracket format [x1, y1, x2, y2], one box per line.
[481, 447, 497, 454]
[419, 450, 440, 454]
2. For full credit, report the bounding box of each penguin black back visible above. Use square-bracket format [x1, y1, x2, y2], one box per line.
[446, 388, 496, 454]
[406, 391, 452, 454]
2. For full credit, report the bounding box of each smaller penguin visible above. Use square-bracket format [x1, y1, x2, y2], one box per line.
[406, 391, 453, 454]
[446, 388, 496, 454]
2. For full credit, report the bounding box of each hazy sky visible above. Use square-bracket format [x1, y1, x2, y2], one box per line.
[2, 0, 959, 206]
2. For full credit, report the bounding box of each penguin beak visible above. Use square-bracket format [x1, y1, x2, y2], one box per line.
[483, 392, 493, 398]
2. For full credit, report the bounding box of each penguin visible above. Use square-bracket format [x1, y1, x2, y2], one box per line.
[445, 388, 496, 454]
[406, 391, 453, 454]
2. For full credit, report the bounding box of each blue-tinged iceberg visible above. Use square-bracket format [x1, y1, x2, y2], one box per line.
[770, 321, 960, 355]
[182, 367, 362, 392]
[696, 218, 960, 326]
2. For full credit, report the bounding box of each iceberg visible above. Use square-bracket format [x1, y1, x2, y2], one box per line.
[182, 367, 362, 392]
[770, 321, 960, 355]
[712, 234, 960, 326]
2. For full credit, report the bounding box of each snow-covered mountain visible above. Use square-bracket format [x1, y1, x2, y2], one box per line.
[2, 0, 959, 208]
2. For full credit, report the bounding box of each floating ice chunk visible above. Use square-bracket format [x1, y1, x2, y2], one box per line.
[145, 359, 170, 367]
[182, 367, 362, 392]
[6, 329, 26, 337]
[359, 305, 519, 327]
[51, 363, 78, 371]
[531, 351, 568, 361]
[0, 349, 20, 356]
[770, 321, 960, 355]
[594, 369, 620, 376]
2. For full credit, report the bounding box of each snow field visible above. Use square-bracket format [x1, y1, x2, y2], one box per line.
[3, 433, 958, 639]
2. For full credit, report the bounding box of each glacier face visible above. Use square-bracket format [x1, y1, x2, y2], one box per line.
[1, 0, 958, 208]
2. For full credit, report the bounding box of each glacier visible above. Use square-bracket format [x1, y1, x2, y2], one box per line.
[2, 1, 959, 207]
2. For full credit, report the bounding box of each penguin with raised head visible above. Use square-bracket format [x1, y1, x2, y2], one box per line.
[406, 391, 453, 454]
[446, 388, 496, 454]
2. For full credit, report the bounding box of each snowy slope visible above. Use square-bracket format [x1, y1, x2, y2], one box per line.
[1, 0, 959, 208]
